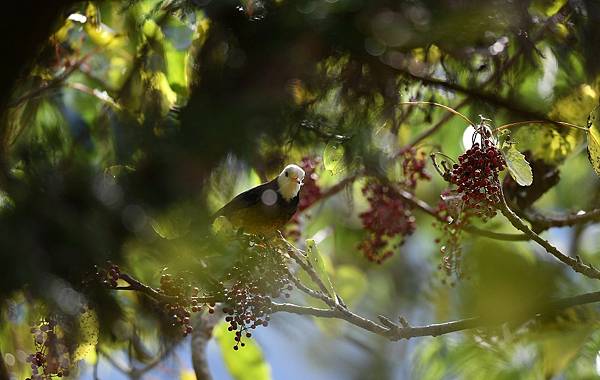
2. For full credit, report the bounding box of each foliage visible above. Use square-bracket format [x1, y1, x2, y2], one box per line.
[1, 0, 600, 379]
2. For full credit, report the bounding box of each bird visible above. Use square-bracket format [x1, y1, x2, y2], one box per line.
[213, 164, 305, 235]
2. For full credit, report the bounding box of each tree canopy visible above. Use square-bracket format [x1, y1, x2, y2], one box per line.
[1, 1, 600, 379]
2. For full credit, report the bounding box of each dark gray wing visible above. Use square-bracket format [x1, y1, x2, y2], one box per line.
[212, 179, 277, 219]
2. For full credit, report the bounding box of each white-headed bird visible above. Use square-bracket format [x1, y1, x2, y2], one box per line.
[213, 164, 305, 235]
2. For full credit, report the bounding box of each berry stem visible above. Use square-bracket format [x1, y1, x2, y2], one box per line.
[493, 120, 587, 132]
[398, 101, 475, 127]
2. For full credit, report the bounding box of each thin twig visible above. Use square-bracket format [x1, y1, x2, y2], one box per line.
[524, 208, 600, 232]
[8, 49, 101, 109]
[405, 98, 470, 148]
[302, 174, 359, 213]
[397, 101, 475, 126]
[400, 5, 569, 150]
[98, 348, 130, 374]
[395, 186, 528, 241]
[280, 234, 339, 309]
[117, 273, 217, 304]
[498, 188, 600, 280]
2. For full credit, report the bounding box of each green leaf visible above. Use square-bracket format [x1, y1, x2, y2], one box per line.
[334, 265, 367, 305]
[212, 215, 235, 237]
[305, 239, 336, 300]
[540, 328, 591, 378]
[323, 142, 345, 175]
[72, 309, 99, 362]
[501, 144, 533, 186]
[150, 204, 192, 240]
[214, 322, 272, 380]
[586, 106, 600, 177]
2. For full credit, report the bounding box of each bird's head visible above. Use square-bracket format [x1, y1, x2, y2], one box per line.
[277, 164, 305, 201]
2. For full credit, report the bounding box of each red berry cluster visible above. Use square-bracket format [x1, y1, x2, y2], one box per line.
[358, 181, 416, 263]
[358, 148, 430, 263]
[157, 273, 204, 337]
[288, 156, 323, 241]
[401, 148, 431, 187]
[433, 132, 506, 278]
[25, 319, 70, 380]
[450, 139, 505, 220]
[298, 156, 323, 212]
[221, 237, 293, 350]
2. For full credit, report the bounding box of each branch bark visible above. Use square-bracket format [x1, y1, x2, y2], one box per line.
[191, 312, 222, 380]
[524, 208, 600, 232]
[271, 289, 600, 340]
[499, 189, 600, 280]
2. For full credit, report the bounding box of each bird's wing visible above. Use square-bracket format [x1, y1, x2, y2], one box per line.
[212, 180, 276, 220]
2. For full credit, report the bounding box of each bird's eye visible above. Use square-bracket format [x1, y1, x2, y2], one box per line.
[285, 171, 288, 177]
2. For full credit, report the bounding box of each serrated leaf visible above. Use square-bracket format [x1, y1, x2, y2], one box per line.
[323, 142, 345, 175]
[501, 144, 533, 186]
[587, 106, 600, 177]
[214, 322, 271, 380]
[305, 239, 336, 300]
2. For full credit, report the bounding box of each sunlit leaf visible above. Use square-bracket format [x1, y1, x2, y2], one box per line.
[180, 369, 197, 380]
[105, 165, 135, 179]
[540, 328, 591, 378]
[212, 215, 235, 236]
[305, 239, 336, 300]
[501, 144, 533, 186]
[288, 79, 315, 105]
[214, 322, 272, 380]
[513, 124, 582, 165]
[72, 309, 99, 362]
[514, 83, 596, 164]
[333, 265, 367, 305]
[151, 204, 192, 240]
[530, 0, 568, 16]
[586, 106, 600, 177]
[323, 142, 345, 175]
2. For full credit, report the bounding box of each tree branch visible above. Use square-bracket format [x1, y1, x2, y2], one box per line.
[396, 186, 528, 241]
[117, 273, 217, 304]
[498, 189, 600, 280]
[524, 208, 600, 232]
[401, 4, 570, 150]
[191, 312, 222, 380]
[272, 289, 600, 340]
